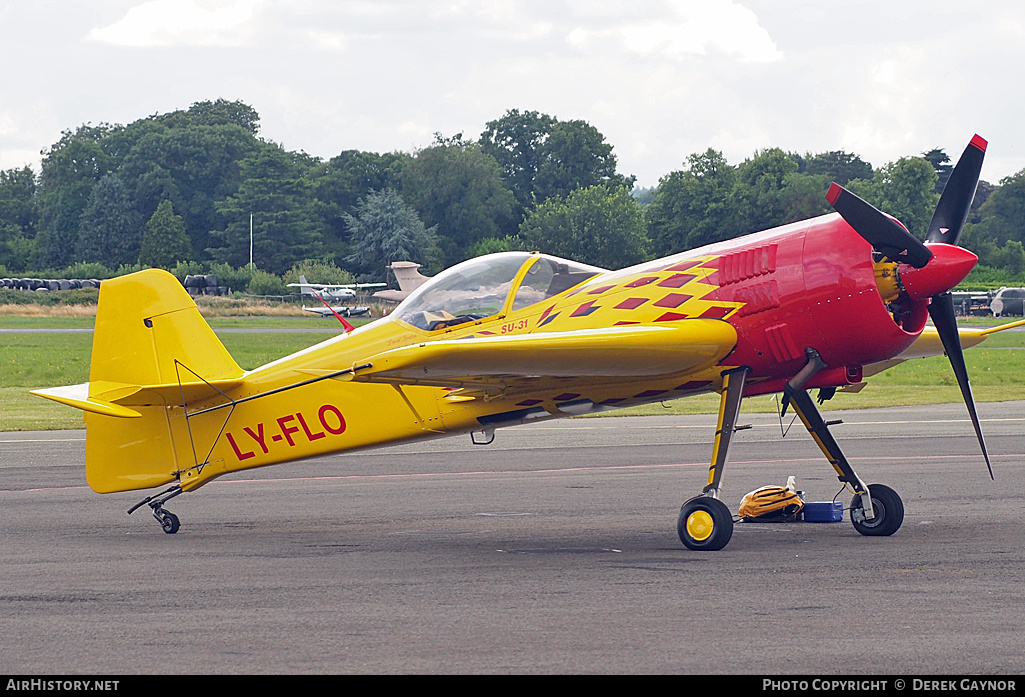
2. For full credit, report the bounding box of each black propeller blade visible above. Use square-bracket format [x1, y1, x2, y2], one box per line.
[826, 183, 933, 268]
[826, 135, 992, 478]
[926, 135, 987, 246]
[923, 134, 992, 478]
[928, 292, 994, 479]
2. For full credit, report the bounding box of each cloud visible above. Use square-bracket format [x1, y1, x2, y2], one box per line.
[88, 0, 262, 48]
[566, 0, 782, 64]
[15, 0, 1021, 187]
[306, 30, 352, 52]
[0, 101, 55, 172]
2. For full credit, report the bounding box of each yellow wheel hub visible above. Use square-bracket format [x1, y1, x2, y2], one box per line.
[686, 510, 714, 541]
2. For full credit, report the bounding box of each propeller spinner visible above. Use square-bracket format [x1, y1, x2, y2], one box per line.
[827, 135, 993, 478]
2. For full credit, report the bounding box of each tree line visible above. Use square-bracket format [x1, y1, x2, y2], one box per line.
[1, 98, 1023, 294]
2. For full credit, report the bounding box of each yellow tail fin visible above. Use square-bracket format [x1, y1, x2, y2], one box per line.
[90, 269, 242, 386]
[35, 269, 244, 493]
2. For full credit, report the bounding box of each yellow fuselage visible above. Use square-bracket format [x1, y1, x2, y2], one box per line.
[170, 254, 735, 491]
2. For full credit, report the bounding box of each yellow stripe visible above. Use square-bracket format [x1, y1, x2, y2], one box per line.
[707, 373, 732, 486]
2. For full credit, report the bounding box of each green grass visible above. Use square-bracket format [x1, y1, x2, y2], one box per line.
[220, 333, 336, 368]
[607, 345, 1025, 417]
[4, 317, 1025, 431]
[0, 332, 332, 386]
[209, 316, 328, 329]
[0, 386, 88, 431]
[208, 316, 375, 329]
[1, 329, 332, 431]
[607, 384, 1025, 418]
[0, 315, 377, 330]
[0, 316, 96, 329]
[1, 333, 93, 387]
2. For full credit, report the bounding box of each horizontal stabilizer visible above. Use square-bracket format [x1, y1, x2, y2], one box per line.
[32, 378, 244, 417]
[31, 384, 141, 419]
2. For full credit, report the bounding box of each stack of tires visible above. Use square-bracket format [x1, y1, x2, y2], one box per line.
[0, 278, 102, 291]
[182, 274, 228, 296]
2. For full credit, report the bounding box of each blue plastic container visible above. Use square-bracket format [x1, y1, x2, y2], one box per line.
[802, 501, 843, 523]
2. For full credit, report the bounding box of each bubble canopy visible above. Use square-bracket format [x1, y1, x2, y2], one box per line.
[394, 252, 606, 331]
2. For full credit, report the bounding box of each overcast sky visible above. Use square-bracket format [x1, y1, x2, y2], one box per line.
[3, 1, 1024, 189]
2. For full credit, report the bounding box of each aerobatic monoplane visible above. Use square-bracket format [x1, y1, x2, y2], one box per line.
[35, 135, 998, 550]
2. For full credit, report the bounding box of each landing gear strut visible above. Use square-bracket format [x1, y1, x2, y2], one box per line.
[783, 350, 904, 538]
[676, 351, 906, 550]
[128, 485, 184, 534]
[677, 367, 749, 551]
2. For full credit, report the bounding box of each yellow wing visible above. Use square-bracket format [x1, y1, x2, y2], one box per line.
[352, 320, 738, 389]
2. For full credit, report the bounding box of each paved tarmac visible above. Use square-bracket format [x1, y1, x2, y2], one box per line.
[1, 402, 1024, 675]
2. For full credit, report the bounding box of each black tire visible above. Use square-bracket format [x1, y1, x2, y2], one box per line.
[678, 496, 734, 551]
[850, 483, 904, 537]
[160, 511, 180, 534]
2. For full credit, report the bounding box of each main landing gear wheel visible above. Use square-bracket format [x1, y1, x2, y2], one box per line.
[850, 483, 904, 537]
[678, 496, 734, 551]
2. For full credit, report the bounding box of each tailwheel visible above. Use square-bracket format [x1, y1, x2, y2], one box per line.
[129, 485, 184, 534]
[158, 510, 180, 535]
[850, 483, 904, 537]
[678, 496, 734, 551]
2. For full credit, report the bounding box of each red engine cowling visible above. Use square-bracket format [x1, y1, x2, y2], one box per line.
[708, 214, 928, 392]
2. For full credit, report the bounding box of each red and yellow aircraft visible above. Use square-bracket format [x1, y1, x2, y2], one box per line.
[34, 135, 998, 550]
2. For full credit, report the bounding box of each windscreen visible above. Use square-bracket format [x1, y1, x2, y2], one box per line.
[395, 252, 604, 331]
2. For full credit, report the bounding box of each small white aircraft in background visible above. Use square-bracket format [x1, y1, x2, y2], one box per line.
[288, 276, 387, 302]
[301, 304, 371, 318]
[288, 275, 386, 324]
